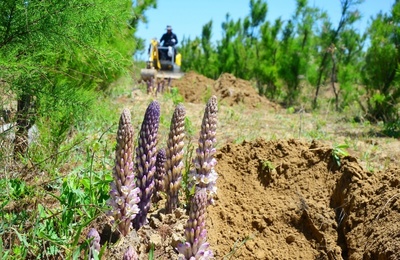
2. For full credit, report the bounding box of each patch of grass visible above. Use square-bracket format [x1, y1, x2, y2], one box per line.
[1, 144, 113, 258]
[332, 143, 350, 167]
[203, 85, 213, 104]
[287, 106, 295, 114]
[261, 160, 275, 171]
[182, 136, 196, 208]
[306, 129, 326, 140]
[106, 75, 138, 99]
[383, 120, 400, 138]
[0, 178, 33, 200]
[223, 233, 256, 260]
[233, 135, 247, 144]
[163, 87, 184, 105]
[0, 82, 121, 258]
[184, 117, 195, 138]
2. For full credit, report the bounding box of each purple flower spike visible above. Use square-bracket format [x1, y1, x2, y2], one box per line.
[177, 189, 213, 259]
[123, 246, 139, 260]
[153, 148, 167, 202]
[190, 96, 218, 204]
[108, 109, 140, 236]
[87, 228, 100, 260]
[133, 101, 160, 230]
[165, 104, 186, 213]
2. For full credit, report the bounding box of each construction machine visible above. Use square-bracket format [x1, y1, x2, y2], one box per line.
[140, 38, 184, 82]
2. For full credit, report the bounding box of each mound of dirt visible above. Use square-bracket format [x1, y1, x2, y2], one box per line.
[209, 138, 400, 259]
[172, 71, 279, 109]
[90, 138, 400, 260]
[171, 71, 215, 104]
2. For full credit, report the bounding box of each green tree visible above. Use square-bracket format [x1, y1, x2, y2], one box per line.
[361, 1, 400, 122]
[223, 0, 268, 80]
[277, 0, 320, 105]
[255, 18, 282, 99]
[180, 0, 268, 81]
[217, 14, 241, 75]
[179, 22, 220, 79]
[312, 0, 364, 108]
[332, 27, 365, 110]
[242, 0, 268, 80]
[180, 37, 202, 72]
[131, 0, 157, 55]
[196, 21, 219, 78]
[0, 0, 154, 159]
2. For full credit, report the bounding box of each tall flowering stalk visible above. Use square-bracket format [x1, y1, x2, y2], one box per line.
[153, 148, 166, 202]
[133, 101, 160, 230]
[108, 109, 140, 236]
[165, 104, 186, 213]
[87, 228, 101, 260]
[177, 189, 213, 259]
[190, 96, 218, 204]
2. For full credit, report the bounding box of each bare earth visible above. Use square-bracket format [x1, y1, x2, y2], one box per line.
[93, 71, 400, 259]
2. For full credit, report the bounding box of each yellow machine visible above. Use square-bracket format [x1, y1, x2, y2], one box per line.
[141, 38, 184, 81]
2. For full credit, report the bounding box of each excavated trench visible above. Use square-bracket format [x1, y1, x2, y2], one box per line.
[206, 138, 400, 259]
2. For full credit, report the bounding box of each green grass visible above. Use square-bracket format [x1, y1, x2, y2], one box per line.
[0, 79, 137, 259]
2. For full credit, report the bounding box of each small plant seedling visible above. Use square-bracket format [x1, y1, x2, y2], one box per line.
[287, 106, 295, 114]
[182, 140, 195, 208]
[261, 160, 275, 172]
[164, 87, 184, 105]
[332, 143, 349, 167]
[223, 233, 256, 260]
[184, 117, 195, 137]
[203, 85, 213, 104]
[149, 243, 154, 260]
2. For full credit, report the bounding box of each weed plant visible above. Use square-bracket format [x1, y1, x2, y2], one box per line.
[0, 83, 130, 259]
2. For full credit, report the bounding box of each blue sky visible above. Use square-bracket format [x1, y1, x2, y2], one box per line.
[136, 0, 394, 59]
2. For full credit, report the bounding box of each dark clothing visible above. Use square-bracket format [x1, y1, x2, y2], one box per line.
[160, 32, 178, 47]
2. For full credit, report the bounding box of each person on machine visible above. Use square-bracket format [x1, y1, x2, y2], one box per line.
[159, 25, 178, 61]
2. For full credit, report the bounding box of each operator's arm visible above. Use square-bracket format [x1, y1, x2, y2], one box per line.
[173, 33, 178, 45]
[160, 33, 166, 44]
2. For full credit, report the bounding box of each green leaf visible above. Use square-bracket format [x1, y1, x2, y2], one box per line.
[149, 243, 154, 260]
[11, 228, 30, 249]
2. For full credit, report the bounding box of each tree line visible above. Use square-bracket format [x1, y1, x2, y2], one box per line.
[179, 0, 400, 127]
[1, 0, 399, 160]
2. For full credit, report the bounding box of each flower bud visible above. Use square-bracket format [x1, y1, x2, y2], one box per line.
[177, 189, 213, 259]
[108, 109, 140, 236]
[133, 101, 160, 230]
[154, 148, 167, 202]
[190, 96, 218, 204]
[165, 104, 186, 213]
